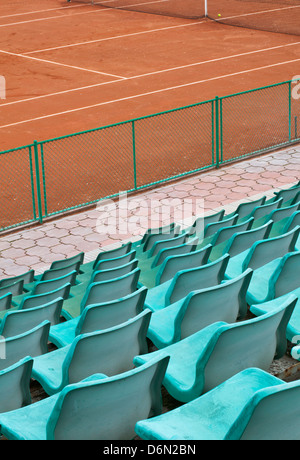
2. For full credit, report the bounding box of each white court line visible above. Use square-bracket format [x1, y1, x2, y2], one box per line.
[0, 0, 168, 27]
[0, 49, 127, 80]
[1, 40, 299, 108]
[24, 20, 205, 55]
[213, 4, 300, 23]
[0, 3, 86, 20]
[1, 56, 300, 130]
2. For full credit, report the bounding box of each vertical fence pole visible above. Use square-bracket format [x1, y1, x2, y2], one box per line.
[132, 120, 137, 190]
[215, 96, 220, 168]
[288, 80, 292, 142]
[33, 140, 43, 224]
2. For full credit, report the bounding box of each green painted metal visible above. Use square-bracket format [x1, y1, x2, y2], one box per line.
[0, 79, 299, 234]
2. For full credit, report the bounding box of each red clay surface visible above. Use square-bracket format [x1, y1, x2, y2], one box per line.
[0, 0, 300, 149]
[0, 0, 300, 230]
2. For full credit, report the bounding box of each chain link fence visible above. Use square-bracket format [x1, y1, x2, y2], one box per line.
[0, 79, 299, 233]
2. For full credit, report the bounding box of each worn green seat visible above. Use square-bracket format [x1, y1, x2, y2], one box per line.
[61, 268, 141, 320]
[210, 220, 273, 262]
[79, 242, 133, 278]
[0, 320, 50, 371]
[146, 269, 253, 349]
[89, 259, 138, 285]
[135, 367, 300, 440]
[27, 261, 81, 291]
[0, 357, 33, 413]
[225, 226, 300, 280]
[207, 217, 254, 261]
[227, 196, 266, 221]
[134, 295, 296, 402]
[32, 309, 152, 395]
[186, 209, 225, 237]
[144, 254, 229, 312]
[0, 355, 168, 440]
[0, 270, 34, 291]
[49, 287, 147, 348]
[0, 298, 64, 338]
[138, 238, 199, 289]
[197, 214, 239, 248]
[0, 293, 12, 312]
[240, 197, 282, 224]
[250, 290, 300, 343]
[0, 280, 24, 298]
[155, 244, 213, 287]
[246, 251, 300, 305]
[253, 200, 300, 234]
[268, 183, 300, 206]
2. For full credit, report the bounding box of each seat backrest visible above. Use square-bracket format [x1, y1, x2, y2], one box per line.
[203, 214, 239, 238]
[203, 296, 296, 393]
[152, 238, 198, 268]
[283, 210, 300, 233]
[165, 254, 230, 306]
[234, 196, 266, 220]
[211, 217, 254, 247]
[32, 271, 77, 296]
[0, 356, 33, 413]
[93, 243, 133, 269]
[142, 225, 181, 252]
[65, 310, 152, 384]
[0, 270, 34, 288]
[0, 298, 64, 338]
[270, 252, 300, 298]
[93, 249, 136, 271]
[149, 232, 189, 258]
[80, 268, 140, 311]
[0, 280, 24, 297]
[47, 356, 169, 440]
[275, 184, 300, 204]
[179, 269, 253, 339]
[0, 320, 50, 370]
[76, 287, 147, 335]
[89, 260, 138, 284]
[19, 283, 71, 310]
[50, 252, 84, 270]
[41, 262, 81, 281]
[268, 201, 300, 224]
[242, 226, 300, 271]
[238, 381, 300, 440]
[224, 220, 272, 258]
[251, 198, 282, 221]
[156, 244, 212, 286]
[189, 209, 225, 236]
[0, 293, 12, 312]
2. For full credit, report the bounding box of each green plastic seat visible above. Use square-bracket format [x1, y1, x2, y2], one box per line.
[18, 283, 71, 311]
[0, 280, 24, 298]
[61, 268, 141, 320]
[135, 225, 181, 258]
[210, 220, 273, 261]
[250, 290, 300, 343]
[225, 226, 300, 280]
[0, 298, 64, 338]
[0, 293, 12, 312]
[89, 259, 138, 284]
[228, 196, 266, 220]
[187, 209, 225, 237]
[269, 183, 300, 206]
[49, 287, 147, 348]
[241, 197, 282, 224]
[0, 357, 33, 414]
[253, 200, 300, 233]
[146, 269, 253, 349]
[198, 214, 239, 245]
[0, 320, 50, 371]
[282, 210, 300, 234]
[50, 252, 84, 271]
[78, 243, 133, 278]
[0, 356, 169, 440]
[207, 217, 254, 261]
[0, 270, 34, 290]
[155, 244, 213, 287]
[137, 232, 189, 266]
[246, 251, 300, 305]
[32, 309, 152, 395]
[133, 295, 296, 402]
[135, 367, 300, 440]
[144, 254, 229, 312]
[29, 261, 81, 289]
[133, 222, 176, 246]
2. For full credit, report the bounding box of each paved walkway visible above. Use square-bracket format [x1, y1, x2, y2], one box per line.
[0, 144, 299, 280]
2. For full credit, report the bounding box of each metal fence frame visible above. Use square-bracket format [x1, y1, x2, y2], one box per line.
[0, 78, 299, 233]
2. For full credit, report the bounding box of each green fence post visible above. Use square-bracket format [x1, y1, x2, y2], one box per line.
[288, 80, 292, 142]
[33, 140, 43, 224]
[132, 120, 137, 190]
[215, 96, 220, 168]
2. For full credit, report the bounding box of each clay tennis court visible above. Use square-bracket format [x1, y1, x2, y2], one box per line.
[0, 0, 300, 230]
